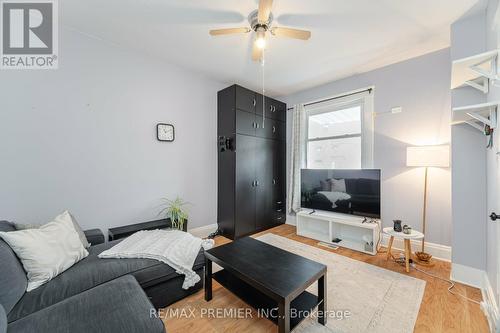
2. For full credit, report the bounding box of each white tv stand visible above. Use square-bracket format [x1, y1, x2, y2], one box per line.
[296, 209, 381, 255]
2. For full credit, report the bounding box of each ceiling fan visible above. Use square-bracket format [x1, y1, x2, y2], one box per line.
[209, 0, 311, 62]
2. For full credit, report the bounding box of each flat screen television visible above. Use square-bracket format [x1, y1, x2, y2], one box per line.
[301, 169, 381, 218]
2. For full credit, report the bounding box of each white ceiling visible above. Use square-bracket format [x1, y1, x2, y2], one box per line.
[62, 0, 480, 96]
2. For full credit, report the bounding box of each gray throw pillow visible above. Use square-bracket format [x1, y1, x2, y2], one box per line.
[14, 211, 91, 248]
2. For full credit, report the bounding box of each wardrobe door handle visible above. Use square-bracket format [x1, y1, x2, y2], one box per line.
[253, 99, 256, 107]
[272, 179, 276, 185]
[256, 181, 259, 186]
[277, 209, 282, 212]
[277, 201, 282, 204]
[272, 126, 276, 133]
[256, 123, 260, 129]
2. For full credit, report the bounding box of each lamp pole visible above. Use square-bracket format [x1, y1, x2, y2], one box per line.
[421, 166, 428, 253]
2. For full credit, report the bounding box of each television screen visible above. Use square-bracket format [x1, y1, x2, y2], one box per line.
[301, 169, 381, 218]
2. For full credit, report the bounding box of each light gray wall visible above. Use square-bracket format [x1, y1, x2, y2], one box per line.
[283, 49, 452, 246]
[486, 0, 499, 296]
[0, 27, 225, 233]
[450, 11, 488, 271]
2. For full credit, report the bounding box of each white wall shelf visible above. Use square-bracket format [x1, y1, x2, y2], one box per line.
[451, 50, 499, 94]
[452, 102, 498, 132]
[296, 209, 380, 255]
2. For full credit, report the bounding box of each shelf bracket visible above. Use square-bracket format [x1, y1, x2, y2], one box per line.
[464, 120, 485, 132]
[453, 102, 499, 132]
[466, 111, 493, 127]
[468, 54, 498, 93]
[464, 77, 489, 93]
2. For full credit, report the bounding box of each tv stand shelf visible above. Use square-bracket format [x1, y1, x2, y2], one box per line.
[296, 209, 380, 255]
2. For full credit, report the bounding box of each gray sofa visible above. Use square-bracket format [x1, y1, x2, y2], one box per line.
[0, 220, 206, 333]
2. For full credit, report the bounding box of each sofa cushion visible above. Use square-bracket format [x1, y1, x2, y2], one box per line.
[7, 275, 165, 333]
[8, 239, 205, 322]
[0, 221, 27, 315]
[0, 304, 6, 333]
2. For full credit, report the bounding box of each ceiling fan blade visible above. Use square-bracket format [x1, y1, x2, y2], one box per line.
[258, 0, 273, 23]
[271, 27, 311, 40]
[252, 43, 263, 62]
[209, 27, 251, 36]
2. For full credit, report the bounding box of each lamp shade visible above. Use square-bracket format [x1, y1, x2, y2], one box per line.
[406, 145, 450, 167]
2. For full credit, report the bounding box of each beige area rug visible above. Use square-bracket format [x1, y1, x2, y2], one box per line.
[255, 234, 426, 333]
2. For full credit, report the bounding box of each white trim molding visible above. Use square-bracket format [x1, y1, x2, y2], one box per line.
[450, 263, 484, 288]
[380, 234, 451, 262]
[188, 223, 217, 238]
[481, 272, 500, 333]
[286, 214, 297, 226]
[450, 266, 500, 332]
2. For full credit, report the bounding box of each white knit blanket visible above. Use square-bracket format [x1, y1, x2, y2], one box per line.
[98, 229, 214, 289]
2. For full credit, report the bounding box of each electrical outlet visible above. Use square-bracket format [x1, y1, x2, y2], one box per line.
[391, 106, 403, 114]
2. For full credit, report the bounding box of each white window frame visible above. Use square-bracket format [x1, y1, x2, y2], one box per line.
[304, 88, 374, 169]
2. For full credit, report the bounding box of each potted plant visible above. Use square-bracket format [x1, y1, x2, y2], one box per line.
[158, 197, 189, 231]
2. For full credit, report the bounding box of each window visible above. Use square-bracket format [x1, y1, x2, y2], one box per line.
[305, 91, 373, 169]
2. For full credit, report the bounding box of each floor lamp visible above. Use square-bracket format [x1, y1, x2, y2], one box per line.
[406, 145, 450, 264]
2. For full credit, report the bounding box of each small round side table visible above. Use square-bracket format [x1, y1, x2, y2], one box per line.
[383, 227, 424, 273]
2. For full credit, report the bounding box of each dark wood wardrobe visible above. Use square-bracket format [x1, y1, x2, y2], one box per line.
[217, 84, 287, 239]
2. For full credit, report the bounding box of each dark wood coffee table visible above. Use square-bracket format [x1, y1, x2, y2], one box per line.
[204, 237, 327, 333]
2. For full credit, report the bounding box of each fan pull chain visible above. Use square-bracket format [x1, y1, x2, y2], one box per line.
[261, 48, 265, 129]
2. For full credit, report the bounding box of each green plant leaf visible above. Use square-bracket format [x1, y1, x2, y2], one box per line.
[157, 196, 191, 230]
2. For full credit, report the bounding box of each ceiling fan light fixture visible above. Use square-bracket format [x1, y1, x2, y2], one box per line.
[209, 0, 311, 62]
[255, 29, 266, 49]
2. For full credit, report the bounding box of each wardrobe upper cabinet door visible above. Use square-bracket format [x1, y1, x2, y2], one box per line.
[236, 110, 256, 136]
[272, 120, 285, 141]
[255, 118, 272, 139]
[265, 97, 286, 122]
[254, 118, 286, 141]
[255, 93, 264, 117]
[275, 100, 286, 115]
[235, 85, 256, 113]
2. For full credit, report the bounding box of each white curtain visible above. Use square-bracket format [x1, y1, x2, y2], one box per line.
[287, 104, 307, 214]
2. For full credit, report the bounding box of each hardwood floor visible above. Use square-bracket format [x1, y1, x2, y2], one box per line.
[162, 224, 489, 333]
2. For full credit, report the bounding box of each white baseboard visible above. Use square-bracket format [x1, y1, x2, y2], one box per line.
[380, 234, 451, 262]
[450, 263, 484, 288]
[481, 272, 499, 332]
[450, 266, 499, 332]
[188, 223, 217, 238]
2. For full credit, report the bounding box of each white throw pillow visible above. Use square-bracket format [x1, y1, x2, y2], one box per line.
[14, 211, 91, 248]
[330, 178, 347, 192]
[0, 212, 89, 291]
